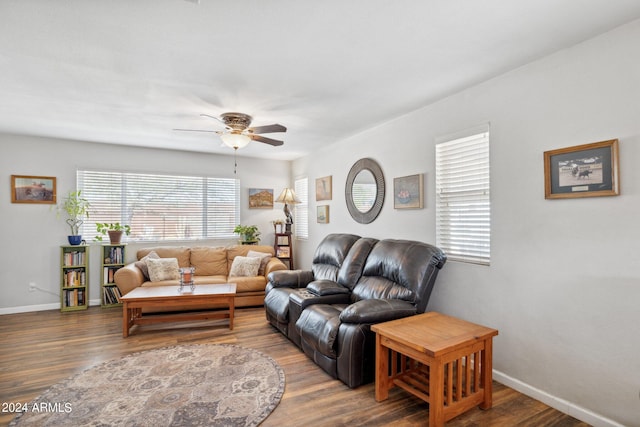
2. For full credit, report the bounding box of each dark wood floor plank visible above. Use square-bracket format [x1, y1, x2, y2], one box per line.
[0, 307, 590, 426]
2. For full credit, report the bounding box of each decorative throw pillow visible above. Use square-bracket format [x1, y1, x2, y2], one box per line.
[146, 257, 180, 282]
[135, 250, 160, 280]
[229, 256, 261, 277]
[247, 250, 272, 276]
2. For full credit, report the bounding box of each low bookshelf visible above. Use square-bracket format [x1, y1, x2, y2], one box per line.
[60, 245, 89, 312]
[100, 244, 126, 308]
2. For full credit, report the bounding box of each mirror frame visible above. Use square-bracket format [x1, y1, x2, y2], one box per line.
[345, 158, 385, 224]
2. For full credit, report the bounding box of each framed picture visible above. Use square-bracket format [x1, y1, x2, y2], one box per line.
[11, 175, 57, 204]
[276, 246, 290, 258]
[277, 234, 290, 245]
[317, 205, 329, 224]
[544, 139, 619, 199]
[315, 176, 332, 201]
[393, 174, 424, 209]
[248, 188, 274, 208]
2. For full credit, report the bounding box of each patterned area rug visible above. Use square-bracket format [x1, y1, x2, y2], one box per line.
[10, 344, 285, 426]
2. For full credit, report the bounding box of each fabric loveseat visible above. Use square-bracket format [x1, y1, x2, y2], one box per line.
[114, 245, 287, 308]
[264, 234, 447, 388]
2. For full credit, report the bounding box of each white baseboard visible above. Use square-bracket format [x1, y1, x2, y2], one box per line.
[0, 299, 103, 315]
[493, 369, 625, 427]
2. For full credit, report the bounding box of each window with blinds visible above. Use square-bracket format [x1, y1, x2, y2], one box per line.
[77, 170, 240, 241]
[435, 129, 490, 265]
[294, 177, 309, 239]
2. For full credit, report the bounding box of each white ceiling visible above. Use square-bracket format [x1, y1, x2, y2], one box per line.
[1, 1, 640, 160]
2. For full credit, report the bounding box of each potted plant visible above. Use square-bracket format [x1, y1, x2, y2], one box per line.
[95, 223, 131, 244]
[59, 190, 91, 245]
[233, 224, 261, 244]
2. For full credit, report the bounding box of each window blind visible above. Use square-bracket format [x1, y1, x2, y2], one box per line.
[294, 177, 309, 239]
[435, 130, 490, 265]
[77, 170, 239, 241]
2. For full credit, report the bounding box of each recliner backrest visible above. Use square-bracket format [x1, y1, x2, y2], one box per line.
[351, 239, 447, 313]
[311, 234, 361, 282]
[336, 237, 378, 289]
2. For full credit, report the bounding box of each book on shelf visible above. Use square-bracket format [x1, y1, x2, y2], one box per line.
[104, 246, 124, 264]
[103, 267, 118, 284]
[64, 289, 85, 307]
[64, 250, 86, 266]
[103, 285, 122, 305]
[65, 269, 86, 287]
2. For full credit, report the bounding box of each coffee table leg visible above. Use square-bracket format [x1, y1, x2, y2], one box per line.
[228, 296, 235, 330]
[122, 302, 129, 338]
[375, 334, 390, 401]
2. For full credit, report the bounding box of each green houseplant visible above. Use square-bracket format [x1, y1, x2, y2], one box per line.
[59, 190, 91, 245]
[95, 222, 131, 244]
[233, 224, 261, 244]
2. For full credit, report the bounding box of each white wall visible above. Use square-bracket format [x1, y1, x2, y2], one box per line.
[293, 20, 640, 427]
[0, 136, 290, 312]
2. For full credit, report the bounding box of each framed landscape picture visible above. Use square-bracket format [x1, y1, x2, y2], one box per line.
[11, 175, 57, 204]
[317, 205, 329, 224]
[393, 174, 424, 209]
[544, 139, 619, 199]
[248, 188, 274, 208]
[315, 176, 332, 201]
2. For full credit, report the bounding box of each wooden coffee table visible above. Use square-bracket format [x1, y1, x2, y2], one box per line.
[372, 312, 498, 427]
[120, 283, 236, 337]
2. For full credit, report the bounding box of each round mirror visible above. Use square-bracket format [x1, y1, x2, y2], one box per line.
[353, 170, 376, 213]
[345, 158, 385, 224]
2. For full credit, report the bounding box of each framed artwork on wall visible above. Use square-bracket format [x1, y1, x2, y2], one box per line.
[11, 175, 57, 204]
[393, 174, 424, 209]
[317, 205, 329, 224]
[544, 139, 619, 199]
[315, 176, 332, 201]
[248, 188, 274, 208]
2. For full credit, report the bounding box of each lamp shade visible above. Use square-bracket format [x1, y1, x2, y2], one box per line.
[276, 188, 301, 204]
[220, 132, 251, 149]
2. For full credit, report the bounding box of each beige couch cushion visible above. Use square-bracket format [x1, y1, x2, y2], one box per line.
[137, 247, 191, 268]
[190, 246, 227, 276]
[229, 256, 261, 277]
[146, 257, 180, 282]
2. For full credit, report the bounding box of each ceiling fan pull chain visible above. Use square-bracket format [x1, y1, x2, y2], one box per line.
[234, 147, 238, 175]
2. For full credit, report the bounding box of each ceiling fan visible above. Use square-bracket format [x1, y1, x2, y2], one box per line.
[174, 112, 286, 149]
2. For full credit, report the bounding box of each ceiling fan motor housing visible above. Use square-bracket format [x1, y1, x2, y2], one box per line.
[221, 112, 253, 131]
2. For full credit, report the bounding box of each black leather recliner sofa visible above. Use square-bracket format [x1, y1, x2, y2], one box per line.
[264, 233, 447, 388]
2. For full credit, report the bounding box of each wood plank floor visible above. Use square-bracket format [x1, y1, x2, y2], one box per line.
[0, 306, 590, 426]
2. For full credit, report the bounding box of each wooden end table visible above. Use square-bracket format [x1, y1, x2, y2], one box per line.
[371, 312, 498, 427]
[120, 283, 236, 337]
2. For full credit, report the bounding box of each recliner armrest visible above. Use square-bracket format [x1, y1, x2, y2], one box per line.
[339, 299, 416, 324]
[307, 280, 350, 296]
[267, 270, 314, 289]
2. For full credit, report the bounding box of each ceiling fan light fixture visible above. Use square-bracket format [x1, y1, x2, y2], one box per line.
[221, 132, 251, 149]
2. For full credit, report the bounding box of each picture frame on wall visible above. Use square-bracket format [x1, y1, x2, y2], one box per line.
[11, 175, 57, 204]
[315, 176, 332, 201]
[393, 174, 424, 209]
[248, 188, 274, 208]
[544, 139, 619, 199]
[317, 205, 329, 224]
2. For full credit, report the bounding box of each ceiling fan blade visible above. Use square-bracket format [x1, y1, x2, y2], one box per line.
[173, 128, 222, 134]
[247, 124, 287, 134]
[249, 134, 284, 146]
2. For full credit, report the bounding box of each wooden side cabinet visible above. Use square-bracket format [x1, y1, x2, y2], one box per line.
[100, 244, 126, 308]
[60, 245, 89, 312]
[274, 232, 294, 269]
